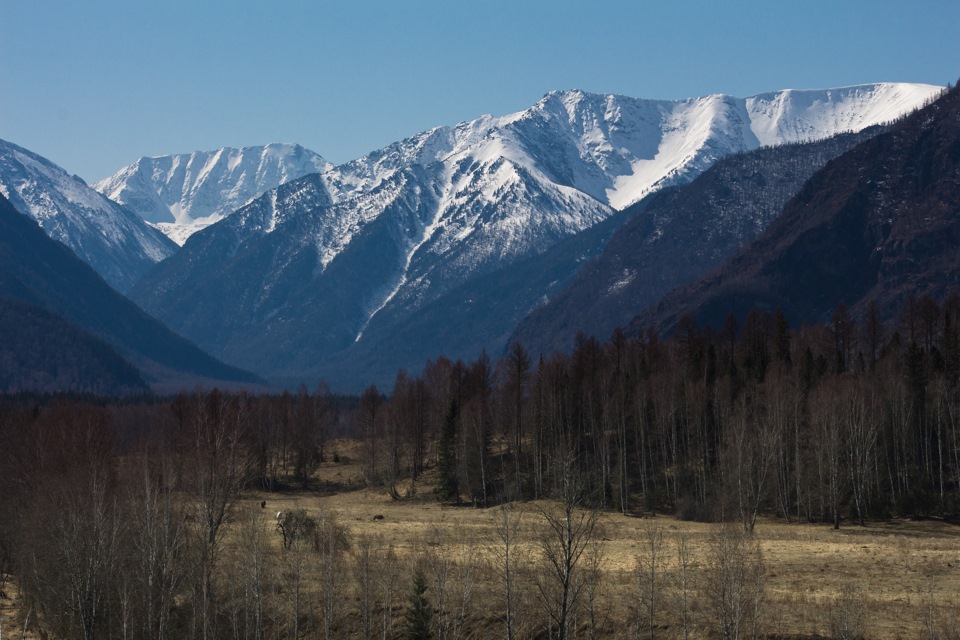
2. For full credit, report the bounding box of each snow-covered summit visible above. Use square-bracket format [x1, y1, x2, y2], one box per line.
[95, 143, 331, 245]
[310, 82, 943, 214]
[745, 82, 938, 146]
[0, 138, 177, 291]
[130, 81, 941, 389]
[505, 82, 942, 209]
[101, 83, 940, 247]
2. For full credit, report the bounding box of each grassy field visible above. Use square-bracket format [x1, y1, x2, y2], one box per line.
[240, 442, 960, 639]
[3, 440, 959, 639]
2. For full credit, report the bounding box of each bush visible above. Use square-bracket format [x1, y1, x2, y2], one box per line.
[827, 586, 866, 640]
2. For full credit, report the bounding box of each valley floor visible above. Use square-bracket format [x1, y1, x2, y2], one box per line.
[239, 449, 960, 639]
[4, 446, 958, 640]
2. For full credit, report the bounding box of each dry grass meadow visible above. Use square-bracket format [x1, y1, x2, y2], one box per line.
[249, 439, 960, 638]
[3, 437, 959, 639]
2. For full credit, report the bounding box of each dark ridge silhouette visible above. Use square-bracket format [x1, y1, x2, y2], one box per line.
[0, 192, 259, 389]
[0, 298, 148, 395]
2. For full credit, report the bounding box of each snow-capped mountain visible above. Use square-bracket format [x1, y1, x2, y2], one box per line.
[95, 143, 331, 244]
[0, 139, 178, 292]
[129, 83, 941, 389]
[510, 126, 884, 358]
[628, 83, 960, 337]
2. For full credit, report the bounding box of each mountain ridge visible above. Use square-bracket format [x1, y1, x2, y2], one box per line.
[0, 297, 149, 396]
[95, 143, 332, 244]
[127, 82, 941, 390]
[510, 126, 887, 356]
[628, 83, 959, 336]
[0, 139, 177, 292]
[0, 192, 259, 390]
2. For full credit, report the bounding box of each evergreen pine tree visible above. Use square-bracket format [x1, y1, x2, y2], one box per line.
[403, 568, 433, 640]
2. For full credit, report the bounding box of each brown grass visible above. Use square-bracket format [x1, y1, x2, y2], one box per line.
[5, 438, 959, 638]
[0, 579, 41, 640]
[243, 438, 960, 638]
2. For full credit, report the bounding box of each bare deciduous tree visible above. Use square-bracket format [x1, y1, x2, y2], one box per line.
[634, 522, 664, 640]
[238, 507, 274, 640]
[827, 582, 866, 640]
[353, 535, 378, 640]
[492, 502, 524, 640]
[352, 535, 406, 640]
[703, 524, 766, 640]
[184, 391, 255, 640]
[316, 509, 349, 640]
[125, 450, 188, 640]
[534, 460, 600, 640]
[22, 409, 122, 640]
[673, 531, 693, 640]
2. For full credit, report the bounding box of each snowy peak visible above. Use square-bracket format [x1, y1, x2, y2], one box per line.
[95, 143, 331, 244]
[745, 82, 940, 146]
[129, 81, 941, 389]
[100, 84, 939, 247]
[0, 138, 177, 291]
[509, 83, 943, 210]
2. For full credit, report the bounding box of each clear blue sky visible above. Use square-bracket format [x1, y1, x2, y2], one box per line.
[1, 0, 957, 183]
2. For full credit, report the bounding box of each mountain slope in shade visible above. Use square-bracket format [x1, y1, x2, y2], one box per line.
[129, 83, 940, 390]
[286, 206, 639, 389]
[511, 127, 883, 357]
[630, 85, 958, 336]
[95, 143, 332, 244]
[0, 298, 148, 396]
[0, 139, 177, 292]
[0, 192, 258, 390]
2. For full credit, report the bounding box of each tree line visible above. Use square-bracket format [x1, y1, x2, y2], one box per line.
[1, 292, 959, 638]
[362, 293, 960, 529]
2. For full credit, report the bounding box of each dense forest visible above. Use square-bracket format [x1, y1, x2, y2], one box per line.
[2, 293, 960, 639]
[350, 293, 960, 528]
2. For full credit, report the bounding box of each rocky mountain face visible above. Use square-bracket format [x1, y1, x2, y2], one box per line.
[0, 192, 258, 390]
[630, 85, 958, 336]
[511, 127, 884, 356]
[95, 143, 332, 244]
[0, 139, 177, 292]
[126, 84, 940, 390]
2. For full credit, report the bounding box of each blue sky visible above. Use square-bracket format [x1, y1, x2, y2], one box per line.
[1, 0, 957, 182]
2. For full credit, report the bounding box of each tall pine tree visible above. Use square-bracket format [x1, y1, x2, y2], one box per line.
[403, 568, 433, 640]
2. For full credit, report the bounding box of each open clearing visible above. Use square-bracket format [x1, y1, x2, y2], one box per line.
[3, 443, 959, 639]
[241, 446, 960, 639]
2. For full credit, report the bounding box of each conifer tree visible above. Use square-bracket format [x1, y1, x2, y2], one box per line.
[403, 568, 433, 640]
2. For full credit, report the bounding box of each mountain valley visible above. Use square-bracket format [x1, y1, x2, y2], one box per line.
[110, 83, 939, 389]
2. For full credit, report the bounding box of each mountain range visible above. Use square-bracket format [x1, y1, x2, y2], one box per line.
[630, 83, 959, 336]
[510, 126, 884, 356]
[112, 83, 939, 389]
[95, 143, 331, 245]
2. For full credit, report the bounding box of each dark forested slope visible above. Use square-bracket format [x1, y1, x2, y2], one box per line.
[513, 128, 883, 355]
[632, 85, 957, 334]
[0, 193, 258, 388]
[0, 298, 148, 395]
